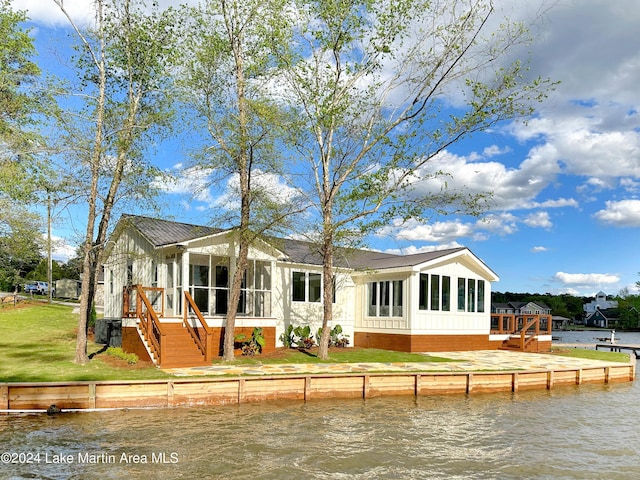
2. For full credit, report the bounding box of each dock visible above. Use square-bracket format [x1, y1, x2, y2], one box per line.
[595, 343, 640, 359]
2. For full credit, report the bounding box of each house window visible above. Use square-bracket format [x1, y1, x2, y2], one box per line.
[211, 260, 271, 317]
[239, 260, 272, 316]
[442, 276, 450, 311]
[430, 275, 440, 311]
[477, 280, 485, 312]
[419, 274, 450, 311]
[309, 273, 322, 302]
[292, 272, 305, 302]
[368, 280, 403, 317]
[215, 264, 229, 314]
[368, 282, 378, 316]
[419, 274, 428, 310]
[458, 278, 466, 312]
[468, 279, 476, 313]
[189, 263, 209, 314]
[292, 271, 322, 303]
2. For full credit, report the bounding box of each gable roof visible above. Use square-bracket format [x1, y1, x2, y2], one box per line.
[121, 214, 225, 247]
[116, 214, 497, 278]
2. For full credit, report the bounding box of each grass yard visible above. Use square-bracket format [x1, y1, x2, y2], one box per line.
[0, 301, 170, 382]
[550, 346, 631, 363]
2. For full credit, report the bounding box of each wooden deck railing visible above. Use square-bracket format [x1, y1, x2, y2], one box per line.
[123, 285, 165, 318]
[123, 285, 166, 364]
[183, 291, 214, 362]
[491, 314, 552, 336]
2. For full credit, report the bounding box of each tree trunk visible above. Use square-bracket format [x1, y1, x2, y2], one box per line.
[317, 213, 334, 360]
[222, 238, 249, 361]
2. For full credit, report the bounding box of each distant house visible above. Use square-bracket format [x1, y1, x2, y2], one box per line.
[585, 308, 619, 328]
[491, 301, 552, 316]
[101, 214, 551, 367]
[583, 291, 618, 314]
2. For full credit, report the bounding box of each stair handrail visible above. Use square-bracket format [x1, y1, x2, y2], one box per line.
[520, 316, 540, 351]
[126, 284, 166, 364]
[183, 291, 214, 362]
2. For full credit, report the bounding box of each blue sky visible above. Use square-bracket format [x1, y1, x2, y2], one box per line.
[13, 0, 640, 297]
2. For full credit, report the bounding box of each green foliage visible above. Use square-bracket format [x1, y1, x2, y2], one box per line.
[106, 347, 138, 365]
[279, 324, 295, 348]
[493, 291, 586, 321]
[293, 325, 315, 349]
[0, 0, 45, 153]
[317, 324, 350, 348]
[235, 327, 266, 356]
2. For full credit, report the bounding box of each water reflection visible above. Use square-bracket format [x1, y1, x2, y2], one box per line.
[2, 331, 639, 479]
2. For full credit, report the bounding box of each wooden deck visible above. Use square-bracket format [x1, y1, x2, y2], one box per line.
[596, 343, 640, 359]
[491, 313, 553, 353]
[122, 285, 276, 368]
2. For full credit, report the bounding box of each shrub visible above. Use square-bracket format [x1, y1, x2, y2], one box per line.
[279, 324, 295, 348]
[317, 324, 350, 348]
[235, 327, 266, 356]
[294, 325, 314, 349]
[106, 347, 138, 365]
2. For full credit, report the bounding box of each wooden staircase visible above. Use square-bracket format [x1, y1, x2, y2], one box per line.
[492, 313, 552, 353]
[500, 334, 541, 353]
[125, 284, 214, 369]
[140, 323, 211, 368]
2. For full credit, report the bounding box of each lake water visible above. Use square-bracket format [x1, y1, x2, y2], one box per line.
[2, 331, 639, 479]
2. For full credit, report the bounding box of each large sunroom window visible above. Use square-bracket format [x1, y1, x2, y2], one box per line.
[188, 257, 272, 317]
[456, 276, 484, 313]
[368, 280, 403, 317]
[419, 274, 450, 311]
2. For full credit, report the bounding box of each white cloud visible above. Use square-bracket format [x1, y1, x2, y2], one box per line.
[524, 211, 552, 229]
[153, 166, 216, 206]
[476, 213, 519, 236]
[407, 148, 565, 212]
[384, 242, 464, 256]
[594, 199, 640, 227]
[554, 272, 620, 286]
[13, 0, 95, 27]
[620, 178, 640, 192]
[211, 170, 301, 211]
[13, 0, 200, 26]
[379, 219, 476, 244]
[531, 246, 548, 253]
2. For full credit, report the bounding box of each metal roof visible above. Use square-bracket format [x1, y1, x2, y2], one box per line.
[118, 214, 493, 275]
[121, 214, 225, 247]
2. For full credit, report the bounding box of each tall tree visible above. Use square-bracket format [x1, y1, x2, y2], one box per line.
[183, 0, 298, 361]
[53, 0, 180, 363]
[0, 0, 43, 159]
[0, 0, 51, 293]
[274, 0, 556, 358]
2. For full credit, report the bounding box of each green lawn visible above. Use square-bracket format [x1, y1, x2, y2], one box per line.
[0, 302, 170, 382]
[551, 346, 631, 363]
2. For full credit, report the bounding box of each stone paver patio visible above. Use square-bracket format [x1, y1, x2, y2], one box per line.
[163, 349, 634, 377]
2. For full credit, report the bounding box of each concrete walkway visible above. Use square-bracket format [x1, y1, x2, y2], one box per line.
[163, 349, 634, 377]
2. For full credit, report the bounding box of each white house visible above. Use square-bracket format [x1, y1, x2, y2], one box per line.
[583, 291, 618, 314]
[102, 215, 549, 367]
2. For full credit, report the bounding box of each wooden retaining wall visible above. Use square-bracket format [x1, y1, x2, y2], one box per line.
[0, 362, 635, 412]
